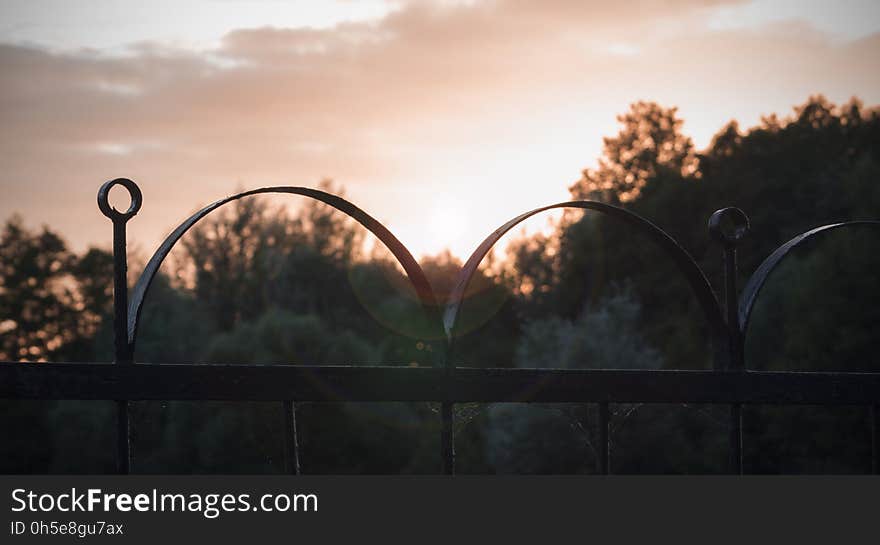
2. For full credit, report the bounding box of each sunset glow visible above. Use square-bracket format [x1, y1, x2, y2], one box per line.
[1, 0, 879, 260]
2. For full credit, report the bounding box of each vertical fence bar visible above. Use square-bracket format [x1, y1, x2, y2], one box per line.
[443, 331, 455, 474]
[725, 224, 744, 476]
[282, 400, 301, 475]
[597, 402, 610, 475]
[111, 206, 132, 475]
[729, 404, 743, 474]
[723, 239, 744, 475]
[709, 208, 749, 475]
[113, 215, 131, 475]
[872, 404, 878, 475]
[98, 179, 142, 475]
[441, 402, 454, 475]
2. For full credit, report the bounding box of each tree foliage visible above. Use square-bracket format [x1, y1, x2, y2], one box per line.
[571, 101, 697, 203]
[2, 95, 879, 473]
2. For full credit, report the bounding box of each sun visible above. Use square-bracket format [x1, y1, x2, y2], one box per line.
[390, 200, 473, 260]
[423, 202, 468, 257]
[429, 203, 466, 241]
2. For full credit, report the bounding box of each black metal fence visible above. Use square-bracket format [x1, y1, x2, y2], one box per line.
[1, 178, 878, 474]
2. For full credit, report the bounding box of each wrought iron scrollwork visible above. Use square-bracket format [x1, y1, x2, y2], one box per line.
[87, 179, 878, 476]
[445, 201, 728, 364]
[739, 220, 880, 338]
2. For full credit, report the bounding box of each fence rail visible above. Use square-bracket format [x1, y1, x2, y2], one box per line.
[1, 178, 879, 475]
[2, 364, 880, 405]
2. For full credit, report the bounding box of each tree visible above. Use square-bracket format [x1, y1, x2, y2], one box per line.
[4, 95, 880, 474]
[570, 101, 697, 203]
[0, 216, 79, 361]
[0, 218, 115, 472]
[177, 180, 366, 332]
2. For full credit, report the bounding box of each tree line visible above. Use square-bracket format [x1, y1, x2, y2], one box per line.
[1, 95, 878, 473]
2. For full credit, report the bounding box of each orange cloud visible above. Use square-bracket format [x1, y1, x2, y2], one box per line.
[0, 0, 877, 259]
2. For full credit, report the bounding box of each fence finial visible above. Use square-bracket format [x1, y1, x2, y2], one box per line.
[709, 207, 750, 248]
[98, 177, 142, 475]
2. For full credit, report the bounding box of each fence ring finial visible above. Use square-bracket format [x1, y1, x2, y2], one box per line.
[709, 207, 750, 247]
[98, 178, 143, 222]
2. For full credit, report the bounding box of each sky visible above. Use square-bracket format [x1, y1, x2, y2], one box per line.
[1, 0, 879, 260]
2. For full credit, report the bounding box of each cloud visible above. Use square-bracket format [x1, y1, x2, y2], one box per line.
[0, 0, 878, 258]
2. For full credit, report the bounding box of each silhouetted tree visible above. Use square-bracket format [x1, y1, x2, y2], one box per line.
[3, 95, 879, 474]
[570, 101, 696, 203]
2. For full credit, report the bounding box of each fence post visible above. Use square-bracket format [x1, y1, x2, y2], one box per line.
[872, 404, 878, 475]
[283, 400, 301, 475]
[709, 208, 749, 475]
[98, 178, 142, 475]
[597, 402, 610, 474]
[442, 341, 455, 475]
[441, 402, 454, 475]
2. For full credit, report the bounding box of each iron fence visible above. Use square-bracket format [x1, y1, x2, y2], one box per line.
[1, 178, 878, 474]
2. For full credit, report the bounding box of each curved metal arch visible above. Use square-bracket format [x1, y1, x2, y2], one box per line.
[739, 220, 880, 337]
[127, 186, 441, 358]
[443, 201, 727, 364]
